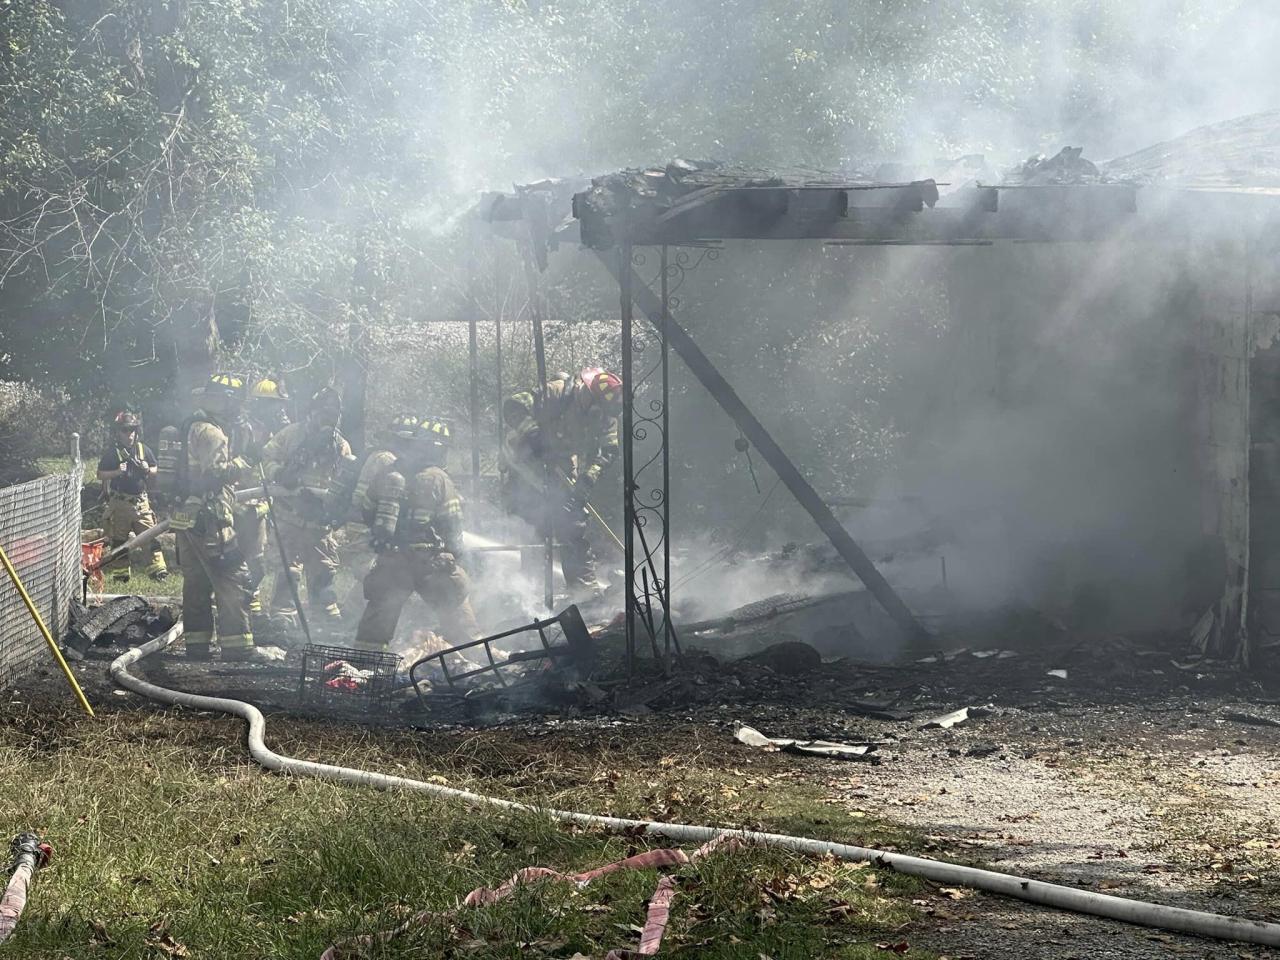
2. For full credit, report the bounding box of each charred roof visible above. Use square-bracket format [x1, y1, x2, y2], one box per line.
[1104, 110, 1280, 196]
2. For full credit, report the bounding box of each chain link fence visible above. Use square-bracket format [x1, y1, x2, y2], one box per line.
[0, 448, 83, 689]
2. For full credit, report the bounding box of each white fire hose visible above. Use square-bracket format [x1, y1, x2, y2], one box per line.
[110, 624, 1280, 949]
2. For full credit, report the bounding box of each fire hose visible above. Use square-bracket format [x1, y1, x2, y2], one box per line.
[88, 486, 270, 573]
[0, 834, 52, 945]
[111, 624, 1280, 950]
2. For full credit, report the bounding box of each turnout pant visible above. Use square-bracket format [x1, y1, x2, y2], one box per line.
[354, 548, 479, 651]
[102, 493, 166, 584]
[505, 471, 598, 597]
[267, 514, 340, 616]
[234, 502, 268, 615]
[177, 529, 254, 653]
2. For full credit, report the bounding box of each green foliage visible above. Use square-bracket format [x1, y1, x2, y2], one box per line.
[0, 0, 1253, 516]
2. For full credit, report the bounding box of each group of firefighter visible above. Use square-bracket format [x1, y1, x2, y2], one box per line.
[96, 367, 623, 661]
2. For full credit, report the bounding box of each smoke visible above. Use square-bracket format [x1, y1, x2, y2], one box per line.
[376, 0, 1280, 211]
[178, 0, 1280, 643]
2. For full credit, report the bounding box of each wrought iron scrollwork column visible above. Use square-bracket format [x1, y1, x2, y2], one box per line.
[619, 241, 637, 674]
[619, 243, 719, 672]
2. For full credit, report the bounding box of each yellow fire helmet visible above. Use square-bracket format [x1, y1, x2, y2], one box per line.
[249, 378, 289, 402]
[206, 372, 247, 401]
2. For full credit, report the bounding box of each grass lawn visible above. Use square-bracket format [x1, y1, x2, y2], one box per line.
[0, 707, 941, 959]
[52, 465, 941, 957]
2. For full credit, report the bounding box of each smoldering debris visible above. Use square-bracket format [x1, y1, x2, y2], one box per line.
[65, 597, 175, 658]
[738, 640, 823, 676]
[1002, 147, 1109, 186]
[407, 606, 598, 714]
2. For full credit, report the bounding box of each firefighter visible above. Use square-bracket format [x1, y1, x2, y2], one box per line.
[233, 379, 290, 619]
[169, 373, 258, 661]
[246, 377, 291, 445]
[501, 367, 621, 599]
[261, 387, 351, 622]
[351, 414, 480, 651]
[96, 409, 167, 585]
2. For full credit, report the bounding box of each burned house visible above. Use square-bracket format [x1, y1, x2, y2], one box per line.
[476, 111, 1280, 668]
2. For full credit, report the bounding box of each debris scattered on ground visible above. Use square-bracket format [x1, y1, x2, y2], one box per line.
[920, 706, 992, 731]
[734, 725, 880, 762]
[1046, 669, 1068, 680]
[738, 640, 823, 676]
[1221, 711, 1280, 729]
[917, 649, 970, 664]
[846, 700, 912, 722]
[66, 596, 174, 655]
[964, 742, 1003, 759]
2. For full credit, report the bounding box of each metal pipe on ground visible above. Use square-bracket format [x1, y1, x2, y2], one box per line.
[594, 251, 928, 644]
[111, 624, 1280, 949]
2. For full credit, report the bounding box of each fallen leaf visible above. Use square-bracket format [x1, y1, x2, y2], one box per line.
[876, 941, 910, 954]
[89, 919, 115, 945]
[146, 923, 189, 958]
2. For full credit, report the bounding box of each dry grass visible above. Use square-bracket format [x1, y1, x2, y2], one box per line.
[0, 702, 942, 958]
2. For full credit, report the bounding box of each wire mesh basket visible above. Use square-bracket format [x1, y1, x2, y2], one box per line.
[298, 643, 402, 713]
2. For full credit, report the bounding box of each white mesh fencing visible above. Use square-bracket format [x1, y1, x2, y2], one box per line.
[0, 460, 84, 689]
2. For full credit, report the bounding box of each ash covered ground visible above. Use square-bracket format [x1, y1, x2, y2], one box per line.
[28, 583, 1280, 960]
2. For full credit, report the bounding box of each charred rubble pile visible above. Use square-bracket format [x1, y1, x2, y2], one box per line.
[402, 589, 1273, 727]
[64, 596, 175, 660]
[1002, 146, 1114, 186]
[572, 158, 943, 249]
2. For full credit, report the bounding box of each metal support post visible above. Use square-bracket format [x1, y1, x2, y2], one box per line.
[468, 312, 480, 499]
[494, 245, 504, 451]
[659, 246, 674, 655]
[521, 242, 555, 610]
[465, 232, 482, 500]
[620, 241, 637, 676]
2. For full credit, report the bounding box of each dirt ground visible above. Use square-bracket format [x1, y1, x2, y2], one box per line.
[29, 601, 1280, 960]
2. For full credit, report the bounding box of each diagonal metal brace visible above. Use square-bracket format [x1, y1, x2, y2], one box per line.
[596, 250, 928, 643]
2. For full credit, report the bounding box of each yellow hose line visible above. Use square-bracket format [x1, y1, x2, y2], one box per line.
[584, 501, 625, 553]
[545, 466, 624, 554]
[0, 543, 94, 717]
